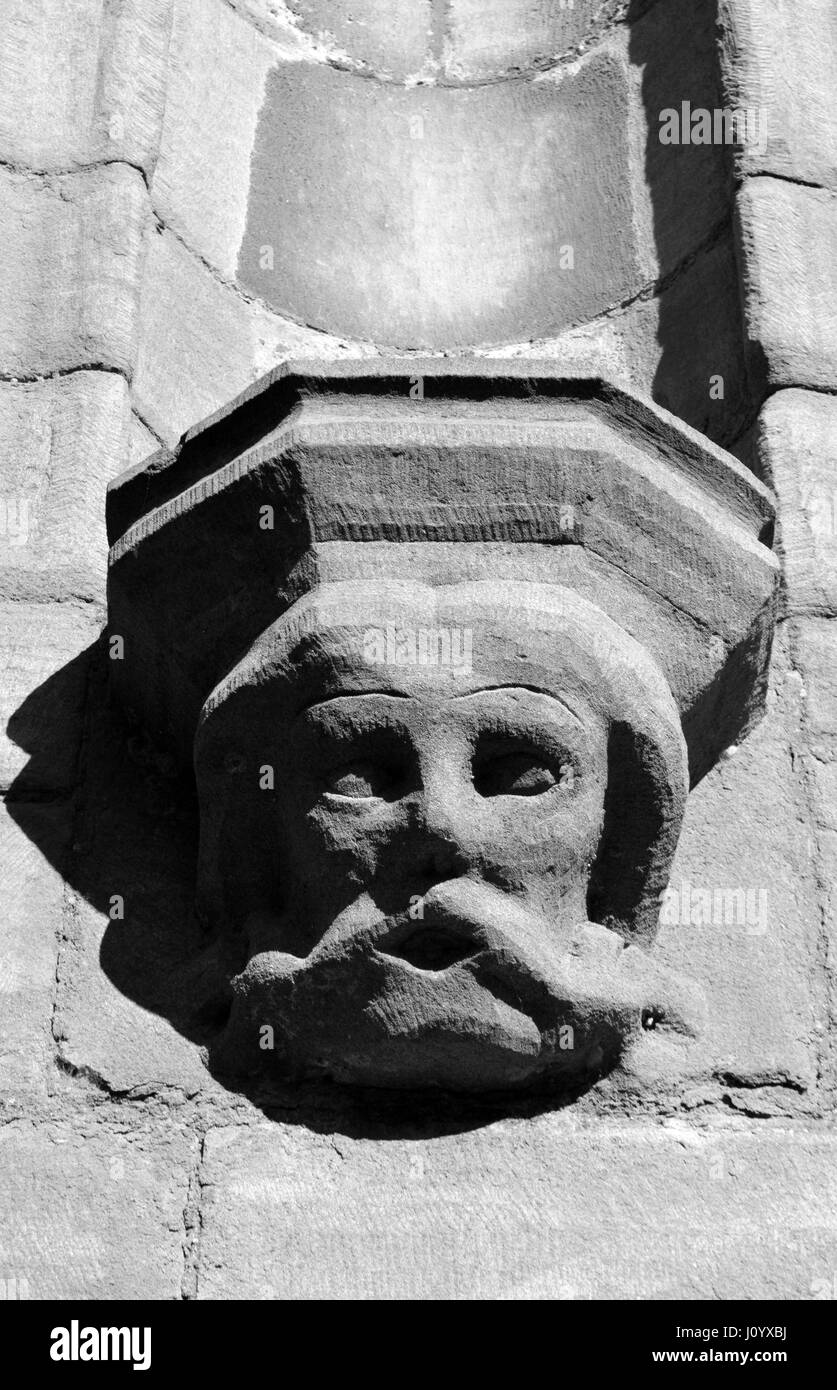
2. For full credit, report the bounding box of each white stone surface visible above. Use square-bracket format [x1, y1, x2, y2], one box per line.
[151, 0, 275, 280]
[0, 804, 68, 1104]
[0, 602, 100, 793]
[720, 0, 837, 189]
[737, 178, 837, 392]
[0, 371, 130, 602]
[0, 1120, 194, 1299]
[198, 1120, 837, 1299]
[134, 225, 374, 444]
[0, 0, 172, 174]
[0, 164, 146, 379]
[757, 390, 837, 616]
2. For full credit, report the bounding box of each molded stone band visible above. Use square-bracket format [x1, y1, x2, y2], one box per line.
[106, 361, 778, 789]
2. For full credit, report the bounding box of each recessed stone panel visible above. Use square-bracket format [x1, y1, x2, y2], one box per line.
[238, 55, 640, 348]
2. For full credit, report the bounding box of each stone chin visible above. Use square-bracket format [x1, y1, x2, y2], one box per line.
[195, 578, 705, 1092]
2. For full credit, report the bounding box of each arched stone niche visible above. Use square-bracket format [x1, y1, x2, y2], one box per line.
[232, 2, 725, 353]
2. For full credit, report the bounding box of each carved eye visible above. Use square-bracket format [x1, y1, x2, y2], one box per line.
[324, 760, 402, 800]
[473, 745, 573, 798]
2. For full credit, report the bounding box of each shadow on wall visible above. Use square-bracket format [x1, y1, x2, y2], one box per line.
[627, 0, 754, 447]
[7, 640, 204, 1056]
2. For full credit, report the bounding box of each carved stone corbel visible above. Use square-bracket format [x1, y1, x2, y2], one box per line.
[106, 361, 778, 1092]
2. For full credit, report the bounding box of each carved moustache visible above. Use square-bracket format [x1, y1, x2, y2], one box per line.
[217, 879, 705, 1090]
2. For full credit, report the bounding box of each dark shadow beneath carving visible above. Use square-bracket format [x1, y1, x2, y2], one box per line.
[6, 640, 611, 1135]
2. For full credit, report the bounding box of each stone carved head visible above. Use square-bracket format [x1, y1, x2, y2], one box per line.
[107, 363, 778, 1093]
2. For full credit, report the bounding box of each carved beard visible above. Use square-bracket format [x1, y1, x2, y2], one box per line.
[213, 878, 705, 1092]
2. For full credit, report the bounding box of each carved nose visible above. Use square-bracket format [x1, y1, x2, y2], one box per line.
[413, 779, 470, 881]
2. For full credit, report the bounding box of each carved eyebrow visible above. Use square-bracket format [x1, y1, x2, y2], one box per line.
[298, 690, 413, 717]
[451, 685, 585, 724]
[298, 685, 585, 722]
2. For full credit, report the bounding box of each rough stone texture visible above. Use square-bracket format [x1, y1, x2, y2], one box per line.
[0, 804, 68, 1106]
[0, 164, 146, 379]
[238, 53, 640, 348]
[108, 364, 777, 782]
[134, 232, 751, 453]
[0, 602, 100, 794]
[0, 372, 130, 602]
[39, 597, 750, 1100]
[445, 1, 628, 81]
[284, 0, 433, 80]
[628, 0, 731, 284]
[0, 0, 834, 1303]
[0, 1120, 194, 1299]
[757, 390, 837, 617]
[625, 235, 752, 446]
[129, 411, 163, 471]
[50, 659, 216, 1097]
[726, 0, 837, 1133]
[54, 887, 214, 1099]
[150, 0, 276, 280]
[198, 1121, 837, 1299]
[236, 1, 637, 82]
[234, 5, 729, 352]
[46, 591, 814, 1103]
[128, 0, 749, 441]
[737, 178, 837, 393]
[719, 0, 837, 190]
[0, 0, 172, 174]
[106, 362, 777, 1095]
[789, 618, 837, 1097]
[133, 227, 372, 445]
[481, 236, 752, 452]
[656, 633, 820, 1089]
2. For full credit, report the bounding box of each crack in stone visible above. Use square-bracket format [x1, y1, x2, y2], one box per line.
[150, 213, 363, 350]
[589, 214, 734, 327]
[715, 1069, 807, 1093]
[227, 0, 667, 89]
[740, 169, 836, 195]
[784, 617, 837, 1097]
[0, 155, 150, 194]
[0, 364, 131, 387]
[153, 202, 736, 360]
[180, 1129, 210, 1300]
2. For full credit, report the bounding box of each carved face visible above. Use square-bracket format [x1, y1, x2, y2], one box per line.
[195, 580, 700, 1090]
[262, 681, 607, 949]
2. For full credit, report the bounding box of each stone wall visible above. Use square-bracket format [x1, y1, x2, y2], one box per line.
[0, 0, 835, 1299]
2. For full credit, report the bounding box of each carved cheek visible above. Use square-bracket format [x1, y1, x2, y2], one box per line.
[471, 772, 607, 887]
[302, 799, 408, 881]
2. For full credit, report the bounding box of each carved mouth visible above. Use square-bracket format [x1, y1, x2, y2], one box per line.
[217, 880, 706, 1094]
[389, 924, 479, 972]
